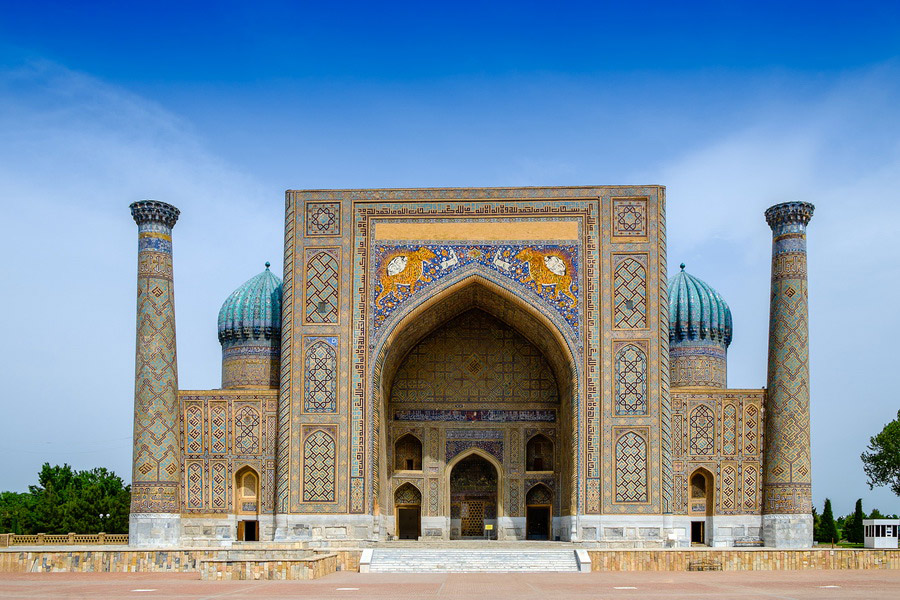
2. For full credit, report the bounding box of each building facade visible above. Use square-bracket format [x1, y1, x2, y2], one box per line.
[128, 187, 814, 548]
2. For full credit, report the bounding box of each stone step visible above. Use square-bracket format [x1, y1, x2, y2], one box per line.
[368, 548, 581, 572]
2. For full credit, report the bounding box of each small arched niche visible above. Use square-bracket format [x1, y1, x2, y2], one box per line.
[526, 434, 554, 472]
[689, 467, 714, 545]
[394, 433, 423, 472]
[234, 466, 260, 542]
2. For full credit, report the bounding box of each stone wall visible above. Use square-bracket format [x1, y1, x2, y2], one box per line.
[588, 549, 900, 571]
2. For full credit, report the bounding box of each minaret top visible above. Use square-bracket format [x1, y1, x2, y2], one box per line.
[764, 201, 814, 230]
[130, 200, 180, 228]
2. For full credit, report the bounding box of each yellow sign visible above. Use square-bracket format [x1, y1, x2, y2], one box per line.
[484, 524, 493, 530]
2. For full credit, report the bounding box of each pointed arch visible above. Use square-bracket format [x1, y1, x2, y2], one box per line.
[394, 433, 423, 471]
[526, 434, 554, 472]
[370, 267, 581, 516]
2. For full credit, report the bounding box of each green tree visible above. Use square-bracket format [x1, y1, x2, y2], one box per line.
[816, 498, 839, 544]
[2, 463, 130, 534]
[846, 499, 865, 544]
[861, 409, 900, 496]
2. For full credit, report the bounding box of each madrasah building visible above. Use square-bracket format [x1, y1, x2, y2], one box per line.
[127, 186, 815, 549]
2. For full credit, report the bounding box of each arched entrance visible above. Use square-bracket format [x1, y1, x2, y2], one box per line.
[449, 452, 499, 539]
[394, 483, 422, 539]
[234, 466, 259, 541]
[371, 272, 580, 540]
[689, 468, 713, 545]
[525, 483, 553, 540]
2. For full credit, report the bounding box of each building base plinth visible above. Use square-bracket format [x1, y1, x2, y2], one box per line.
[129, 513, 182, 547]
[763, 513, 813, 548]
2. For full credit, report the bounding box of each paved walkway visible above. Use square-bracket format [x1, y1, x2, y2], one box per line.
[1, 569, 899, 599]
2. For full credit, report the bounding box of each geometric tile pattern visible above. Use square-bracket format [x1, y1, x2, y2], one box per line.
[614, 342, 647, 415]
[613, 255, 647, 329]
[178, 391, 278, 515]
[614, 430, 648, 503]
[763, 202, 813, 515]
[303, 427, 336, 503]
[130, 203, 181, 514]
[526, 483, 553, 505]
[234, 406, 260, 454]
[303, 337, 338, 413]
[394, 482, 421, 505]
[391, 310, 558, 405]
[671, 390, 764, 515]
[304, 249, 340, 324]
[612, 198, 648, 238]
[722, 404, 737, 455]
[721, 464, 737, 510]
[305, 201, 341, 237]
[689, 405, 715, 456]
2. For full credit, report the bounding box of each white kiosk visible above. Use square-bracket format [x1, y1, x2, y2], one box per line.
[863, 519, 899, 549]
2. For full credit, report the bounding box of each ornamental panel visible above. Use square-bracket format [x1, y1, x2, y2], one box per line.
[614, 341, 648, 415]
[612, 254, 648, 329]
[302, 427, 337, 503]
[614, 430, 648, 503]
[689, 405, 715, 456]
[304, 248, 340, 324]
[303, 337, 338, 413]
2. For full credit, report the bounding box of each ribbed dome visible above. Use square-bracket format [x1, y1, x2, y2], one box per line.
[668, 264, 732, 347]
[218, 263, 283, 343]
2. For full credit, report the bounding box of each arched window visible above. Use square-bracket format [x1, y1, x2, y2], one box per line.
[394, 434, 423, 471]
[234, 466, 259, 514]
[526, 434, 553, 472]
[689, 468, 714, 516]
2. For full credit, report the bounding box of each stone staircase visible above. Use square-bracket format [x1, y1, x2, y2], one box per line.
[366, 548, 583, 572]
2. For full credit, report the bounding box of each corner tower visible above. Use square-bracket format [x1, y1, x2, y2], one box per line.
[762, 201, 815, 548]
[129, 200, 182, 546]
[668, 265, 733, 388]
[218, 263, 283, 389]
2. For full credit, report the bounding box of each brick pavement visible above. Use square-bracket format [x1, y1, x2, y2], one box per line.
[0, 569, 899, 599]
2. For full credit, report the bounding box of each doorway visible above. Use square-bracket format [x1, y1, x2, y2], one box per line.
[397, 506, 421, 539]
[450, 453, 498, 539]
[691, 520, 704, 545]
[526, 506, 550, 540]
[394, 482, 422, 540]
[237, 520, 258, 541]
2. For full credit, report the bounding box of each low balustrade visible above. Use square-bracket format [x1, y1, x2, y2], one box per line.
[0, 533, 128, 547]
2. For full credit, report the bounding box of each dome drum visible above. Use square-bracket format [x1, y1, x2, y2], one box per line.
[218, 263, 283, 389]
[668, 265, 732, 388]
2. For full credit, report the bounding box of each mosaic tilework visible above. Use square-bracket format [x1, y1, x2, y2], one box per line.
[721, 464, 737, 510]
[391, 310, 558, 405]
[722, 404, 737, 455]
[508, 479, 521, 517]
[305, 201, 341, 237]
[130, 202, 181, 514]
[234, 406, 260, 454]
[429, 478, 440, 515]
[689, 405, 715, 456]
[372, 244, 580, 335]
[763, 202, 814, 515]
[614, 430, 648, 503]
[394, 482, 421, 505]
[303, 427, 337, 503]
[303, 336, 338, 413]
[446, 440, 503, 462]
[304, 248, 340, 324]
[394, 410, 556, 422]
[612, 255, 648, 329]
[276, 193, 296, 513]
[671, 390, 765, 515]
[179, 391, 278, 515]
[612, 198, 648, 238]
[526, 483, 553, 505]
[614, 341, 648, 415]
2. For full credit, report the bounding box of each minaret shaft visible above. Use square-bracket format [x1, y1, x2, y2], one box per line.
[129, 200, 182, 546]
[762, 201, 814, 548]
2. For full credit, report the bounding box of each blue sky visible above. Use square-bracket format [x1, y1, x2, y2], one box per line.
[1, 1, 899, 517]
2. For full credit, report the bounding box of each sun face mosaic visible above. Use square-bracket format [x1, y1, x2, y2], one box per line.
[371, 243, 580, 334]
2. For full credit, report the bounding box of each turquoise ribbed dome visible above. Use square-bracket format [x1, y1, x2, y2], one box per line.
[668, 264, 732, 347]
[218, 263, 283, 343]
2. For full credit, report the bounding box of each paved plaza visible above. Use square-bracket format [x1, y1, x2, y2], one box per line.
[1, 570, 899, 599]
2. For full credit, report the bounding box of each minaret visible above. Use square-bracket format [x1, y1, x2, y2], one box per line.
[129, 200, 182, 547]
[762, 201, 814, 548]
